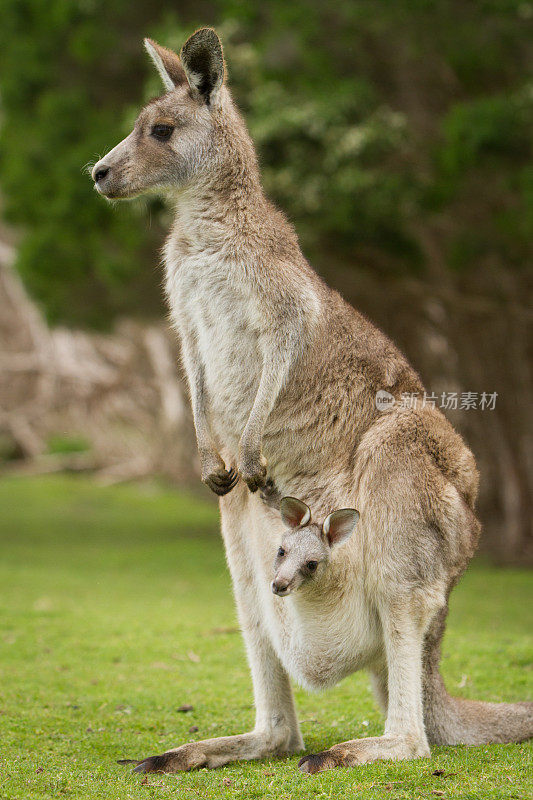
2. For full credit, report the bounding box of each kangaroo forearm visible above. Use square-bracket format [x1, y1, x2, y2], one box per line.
[190, 375, 214, 456]
[237, 344, 296, 491]
[180, 335, 216, 454]
[240, 342, 297, 455]
[180, 334, 238, 493]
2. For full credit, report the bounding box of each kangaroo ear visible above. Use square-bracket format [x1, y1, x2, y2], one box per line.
[144, 38, 187, 91]
[323, 509, 359, 548]
[180, 27, 225, 105]
[280, 497, 311, 529]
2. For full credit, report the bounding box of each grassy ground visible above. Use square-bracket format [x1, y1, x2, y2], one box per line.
[0, 475, 531, 800]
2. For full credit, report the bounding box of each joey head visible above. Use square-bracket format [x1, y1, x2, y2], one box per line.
[272, 497, 359, 596]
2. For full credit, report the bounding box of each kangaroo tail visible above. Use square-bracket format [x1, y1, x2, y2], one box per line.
[423, 606, 533, 745]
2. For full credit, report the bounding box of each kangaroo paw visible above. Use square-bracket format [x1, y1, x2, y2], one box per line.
[239, 454, 267, 493]
[203, 466, 239, 496]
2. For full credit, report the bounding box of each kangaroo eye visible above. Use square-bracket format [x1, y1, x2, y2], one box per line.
[277, 547, 285, 558]
[306, 561, 318, 572]
[151, 123, 174, 141]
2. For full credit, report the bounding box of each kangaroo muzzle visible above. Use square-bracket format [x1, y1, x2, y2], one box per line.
[271, 579, 292, 597]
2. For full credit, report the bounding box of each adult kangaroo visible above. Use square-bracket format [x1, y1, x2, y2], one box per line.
[92, 28, 532, 773]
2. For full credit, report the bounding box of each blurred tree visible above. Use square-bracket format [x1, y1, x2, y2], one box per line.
[0, 0, 531, 560]
[1, 1, 530, 321]
[0, 0, 188, 326]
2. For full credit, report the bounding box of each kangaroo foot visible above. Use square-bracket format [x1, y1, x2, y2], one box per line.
[298, 734, 430, 774]
[126, 729, 303, 773]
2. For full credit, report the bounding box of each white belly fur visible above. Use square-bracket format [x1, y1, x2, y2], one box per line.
[168, 253, 263, 451]
[222, 489, 382, 691]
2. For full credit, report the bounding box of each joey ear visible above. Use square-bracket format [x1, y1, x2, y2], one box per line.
[323, 509, 360, 548]
[180, 27, 225, 105]
[280, 497, 311, 529]
[144, 38, 187, 91]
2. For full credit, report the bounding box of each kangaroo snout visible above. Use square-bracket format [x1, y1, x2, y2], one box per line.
[271, 579, 291, 596]
[92, 162, 113, 194]
[93, 165, 110, 184]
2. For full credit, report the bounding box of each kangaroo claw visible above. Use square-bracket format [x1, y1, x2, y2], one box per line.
[203, 466, 239, 496]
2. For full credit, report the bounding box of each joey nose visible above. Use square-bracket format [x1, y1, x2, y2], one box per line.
[271, 580, 289, 596]
[93, 166, 110, 184]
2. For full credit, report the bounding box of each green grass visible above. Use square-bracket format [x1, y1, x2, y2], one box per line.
[0, 476, 531, 800]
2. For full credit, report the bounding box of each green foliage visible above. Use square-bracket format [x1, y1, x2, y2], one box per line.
[440, 91, 533, 175]
[46, 433, 91, 455]
[0, 1, 531, 324]
[0, 0, 171, 326]
[0, 475, 532, 799]
[434, 87, 533, 272]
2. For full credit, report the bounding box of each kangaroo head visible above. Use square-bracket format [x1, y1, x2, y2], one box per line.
[91, 28, 249, 199]
[271, 497, 359, 597]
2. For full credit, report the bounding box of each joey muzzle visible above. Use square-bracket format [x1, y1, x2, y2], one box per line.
[271, 579, 291, 596]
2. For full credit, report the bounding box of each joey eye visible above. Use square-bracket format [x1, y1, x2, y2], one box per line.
[306, 561, 318, 572]
[151, 123, 174, 141]
[277, 547, 285, 558]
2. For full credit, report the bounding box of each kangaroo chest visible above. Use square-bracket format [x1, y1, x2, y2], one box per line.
[166, 251, 263, 448]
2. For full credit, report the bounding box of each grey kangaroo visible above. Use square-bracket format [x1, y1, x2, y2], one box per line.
[92, 28, 532, 773]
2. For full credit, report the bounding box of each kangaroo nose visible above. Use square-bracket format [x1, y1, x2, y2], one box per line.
[271, 580, 289, 596]
[93, 166, 110, 184]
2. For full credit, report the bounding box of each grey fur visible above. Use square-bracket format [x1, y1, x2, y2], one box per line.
[272, 498, 359, 596]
